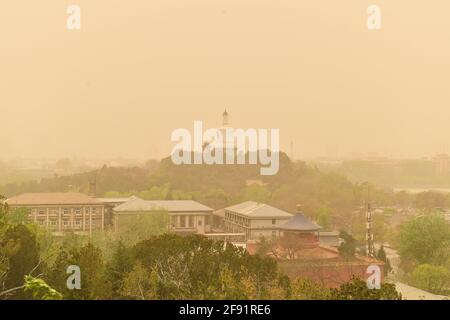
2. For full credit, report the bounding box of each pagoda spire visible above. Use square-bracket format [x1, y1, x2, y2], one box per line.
[222, 109, 229, 127]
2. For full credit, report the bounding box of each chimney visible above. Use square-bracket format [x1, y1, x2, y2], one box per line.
[296, 204, 302, 214]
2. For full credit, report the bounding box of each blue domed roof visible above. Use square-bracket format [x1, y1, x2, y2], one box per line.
[279, 212, 321, 231]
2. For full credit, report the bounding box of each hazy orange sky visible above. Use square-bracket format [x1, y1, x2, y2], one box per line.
[1, 1, 449, 160]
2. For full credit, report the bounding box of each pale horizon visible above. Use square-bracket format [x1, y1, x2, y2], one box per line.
[1, 1, 450, 160]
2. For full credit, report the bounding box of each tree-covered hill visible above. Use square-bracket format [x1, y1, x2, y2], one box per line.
[2, 152, 450, 242]
[0, 152, 389, 223]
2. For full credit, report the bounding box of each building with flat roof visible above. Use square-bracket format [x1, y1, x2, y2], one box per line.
[112, 197, 214, 234]
[6, 192, 105, 235]
[221, 201, 293, 240]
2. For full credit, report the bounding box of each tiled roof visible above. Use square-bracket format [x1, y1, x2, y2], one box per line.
[114, 197, 213, 213]
[96, 197, 133, 204]
[224, 201, 293, 218]
[279, 213, 321, 231]
[6, 193, 102, 205]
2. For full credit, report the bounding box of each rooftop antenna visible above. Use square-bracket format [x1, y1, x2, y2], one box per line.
[366, 185, 375, 257]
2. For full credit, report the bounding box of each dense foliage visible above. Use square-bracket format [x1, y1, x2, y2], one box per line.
[0, 197, 403, 300]
[397, 214, 450, 294]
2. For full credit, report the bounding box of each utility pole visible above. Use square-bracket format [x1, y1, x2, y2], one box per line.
[366, 185, 375, 257]
[88, 174, 97, 198]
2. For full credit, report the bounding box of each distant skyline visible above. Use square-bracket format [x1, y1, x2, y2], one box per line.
[1, 1, 450, 160]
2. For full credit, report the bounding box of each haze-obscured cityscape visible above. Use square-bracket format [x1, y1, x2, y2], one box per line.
[2, 1, 450, 303]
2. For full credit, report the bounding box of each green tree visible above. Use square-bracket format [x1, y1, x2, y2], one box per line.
[23, 275, 62, 300]
[4, 207, 28, 225]
[115, 211, 169, 246]
[377, 245, 392, 276]
[72, 242, 112, 299]
[139, 183, 171, 200]
[106, 241, 134, 298]
[119, 263, 159, 300]
[211, 266, 248, 299]
[338, 231, 357, 259]
[46, 247, 72, 296]
[316, 207, 332, 229]
[129, 234, 281, 299]
[48, 243, 112, 300]
[0, 224, 40, 298]
[290, 278, 331, 300]
[411, 264, 450, 295]
[331, 277, 401, 300]
[398, 215, 450, 270]
[238, 185, 271, 203]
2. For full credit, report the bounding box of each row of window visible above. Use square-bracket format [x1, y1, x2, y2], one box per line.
[225, 212, 251, 227]
[29, 207, 101, 215]
[225, 212, 277, 226]
[226, 225, 277, 239]
[170, 215, 211, 228]
[35, 219, 99, 228]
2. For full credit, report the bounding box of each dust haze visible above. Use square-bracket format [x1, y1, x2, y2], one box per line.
[1, 0, 449, 160]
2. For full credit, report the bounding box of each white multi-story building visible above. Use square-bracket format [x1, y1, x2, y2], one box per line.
[112, 197, 214, 234]
[221, 201, 292, 240]
[6, 192, 105, 235]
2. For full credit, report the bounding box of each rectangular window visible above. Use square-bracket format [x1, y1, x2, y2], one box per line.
[180, 216, 186, 228]
[272, 219, 276, 225]
[189, 216, 194, 227]
[63, 208, 70, 215]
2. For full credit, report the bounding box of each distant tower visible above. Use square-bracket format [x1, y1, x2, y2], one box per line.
[222, 109, 229, 126]
[366, 186, 375, 257]
[88, 175, 97, 197]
